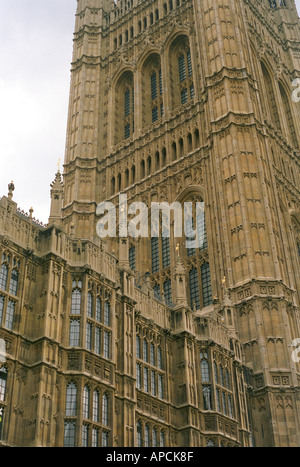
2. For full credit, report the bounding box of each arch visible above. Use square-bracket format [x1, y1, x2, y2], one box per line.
[278, 80, 298, 148]
[140, 52, 163, 128]
[113, 69, 135, 144]
[260, 61, 281, 130]
[168, 34, 194, 110]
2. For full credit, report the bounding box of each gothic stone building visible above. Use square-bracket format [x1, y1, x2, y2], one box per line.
[0, 0, 300, 448]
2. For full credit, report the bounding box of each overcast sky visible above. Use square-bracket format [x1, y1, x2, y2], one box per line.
[0, 1, 299, 224]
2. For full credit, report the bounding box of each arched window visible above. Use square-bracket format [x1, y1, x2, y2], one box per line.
[184, 197, 212, 309]
[83, 385, 90, 419]
[279, 81, 298, 148]
[93, 390, 99, 423]
[111, 176, 115, 195]
[137, 421, 142, 447]
[64, 422, 76, 447]
[115, 71, 134, 143]
[102, 393, 109, 426]
[0, 367, 7, 402]
[140, 160, 145, 179]
[9, 269, 19, 296]
[104, 301, 110, 327]
[87, 292, 93, 318]
[157, 346, 163, 370]
[71, 286, 82, 315]
[152, 427, 158, 447]
[69, 319, 80, 347]
[66, 382, 77, 416]
[141, 54, 163, 127]
[5, 301, 15, 330]
[261, 62, 281, 130]
[136, 335, 141, 359]
[145, 424, 150, 447]
[129, 245, 136, 271]
[160, 430, 165, 447]
[96, 297, 102, 322]
[200, 352, 212, 410]
[169, 36, 194, 109]
[0, 263, 8, 292]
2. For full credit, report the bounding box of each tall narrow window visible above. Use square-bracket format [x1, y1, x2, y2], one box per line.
[0, 297, 4, 324]
[104, 301, 110, 327]
[102, 394, 109, 426]
[96, 297, 101, 322]
[93, 390, 99, 423]
[150, 343, 155, 366]
[157, 347, 163, 370]
[69, 319, 80, 347]
[87, 293, 93, 318]
[136, 363, 142, 389]
[92, 428, 99, 448]
[279, 82, 298, 148]
[151, 237, 160, 273]
[136, 335, 141, 359]
[65, 383, 77, 417]
[0, 264, 8, 292]
[82, 425, 89, 447]
[5, 301, 15, 330]
[144, 367, 149, 392]
[145, 424, 150, 447]
[0, 367, 7, 402]
[137, 421, 142, 447]
[129, 246, 136, 271]
[189, 267, 200, 310]
[158, 374, 164, 399]
[143, 339, 148, 362]
[85, 322, 92, 351]
[163, 279, 172, 306]
[9, 270, 19, 296]
[71, 288, 81, 315]
[151, 371, 156, 396]
[261, 62, 281, 131]
[83, 386, 90, 419]
[162, 237, 170, 268]
[152, 428, 158, 447]
[160, 431, 165, 447]
[103, 332, 110, 359]
[102, 431, 109, 447]
[64, 422, 76, 447]
[201, 263, 213, 307]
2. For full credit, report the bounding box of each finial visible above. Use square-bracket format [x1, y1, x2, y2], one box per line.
[8, 181, 15, 200]
[57, 158, 61, 174]
[29, 207, 34, 219]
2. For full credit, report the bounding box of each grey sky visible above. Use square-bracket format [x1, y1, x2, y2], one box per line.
[0, 0, 299, 223]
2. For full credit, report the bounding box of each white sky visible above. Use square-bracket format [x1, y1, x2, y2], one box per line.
[0, 0, 299, 224]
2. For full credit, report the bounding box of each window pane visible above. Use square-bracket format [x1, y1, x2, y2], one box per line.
[187, 50, 192, 76]
[69, 320, 80, 347]
[189, 267, 200, 310]
[83, 386, 90, 419]
[201, 263, 213, 307]
[180, 88, 188, 104]
[0, 264, 8, 291]
[201, 359, 210, 383]
[151, 72, 157, 100]
[0, 296, 5, 324]
[163, 279, 172, 306]
[85, 323, 92, 351]
[136, 364, 141, 390]
[129, 246, 136, 271]
[5, 301, 15, 330]
[102, 431, 109, 447]
[104, 302, 110, 327]
[157, 347, 163, 370]
[160, 431, 165, 447]
[103, 332, 110, 359]
[203, 385, 212, 410]
[125, 89, 131, 116]
[151, 371, 156, 396]
[96, 297, 102, 322]
[64, 422, 76, 447]
[152, 428, 157, 447]
[92, 428, 99, 448]
[137, 422, 142, 447]
[9, 270, 19, 296]
[143, 339, 148, 362]
[93, 390, 99, 423]
[151, 237, 160, 273]
[178, 54, 186, 82]
[95, 327, 101, 355]
[158, 374, 163, 399]
[150, 343, 155, 366]
[66, 383, 77, 416]
[152, 106, 158, 123]
[87, 293, 93, 318]
[162, 237, 170, 268]
[102, 394, 109, 426]
[125, 123, 131, 139]
[0, 368, 7, 402]
[145, 425, 150, 447]
[82, 425, 89, 447]
[71, 289, 81, 315]
[144, 367, 149, 392]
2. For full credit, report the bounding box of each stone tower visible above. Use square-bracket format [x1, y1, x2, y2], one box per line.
[0, 0, 299, 448]
[61, 0, 300, 445]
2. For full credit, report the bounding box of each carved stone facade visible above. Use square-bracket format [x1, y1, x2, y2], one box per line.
[0, 0, 300, 447]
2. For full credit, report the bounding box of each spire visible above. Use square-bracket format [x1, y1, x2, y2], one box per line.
[8, 181, 15, 200]
[48, 170, 64, 226]
[174, 244, 188, 307]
